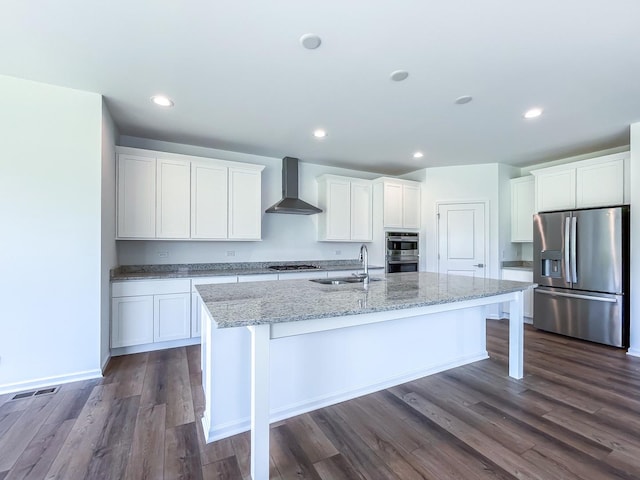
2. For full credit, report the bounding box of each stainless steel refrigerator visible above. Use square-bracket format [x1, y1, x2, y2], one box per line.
[533, 206, 630, 347]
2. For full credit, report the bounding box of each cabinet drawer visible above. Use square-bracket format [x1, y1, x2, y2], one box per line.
[112, 279, 191, 297]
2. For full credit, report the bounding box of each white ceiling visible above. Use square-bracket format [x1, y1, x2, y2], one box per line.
[2, 1, 639, 175]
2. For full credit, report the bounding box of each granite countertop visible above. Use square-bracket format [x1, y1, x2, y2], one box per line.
[196, 271, 536, 328]
[501, 260, 533, 271]
[111, 261, 384, 281]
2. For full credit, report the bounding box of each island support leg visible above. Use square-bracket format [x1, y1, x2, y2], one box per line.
[508, 290, 524, 379]
[248, 324, 270, 480]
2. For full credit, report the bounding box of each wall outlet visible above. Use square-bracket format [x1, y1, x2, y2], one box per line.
[335, 250, 341, 255]
[157, 251, 169, 258]
[226, 250, 235, 257]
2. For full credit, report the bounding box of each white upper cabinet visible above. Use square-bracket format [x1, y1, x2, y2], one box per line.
[191, 161, 228, 239]
[375, 178, 421, 229]
[229, 167, 263, 240]
[510, 176, 535, 242]
[116, 147, 265, 241]
[156, 157, 191, 239]
[117, 154, 156, 238]
[532, 152, 627, 212]
[317, 175, 372, 242]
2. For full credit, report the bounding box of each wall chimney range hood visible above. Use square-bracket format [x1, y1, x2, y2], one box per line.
[265, 157, 322, 215]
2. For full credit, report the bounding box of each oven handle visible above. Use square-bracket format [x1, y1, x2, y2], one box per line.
[387, 259, 419, 264]
[386, 236, 419, 242]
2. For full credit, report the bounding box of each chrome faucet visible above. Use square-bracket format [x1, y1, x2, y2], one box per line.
[359, 244, 369, 284]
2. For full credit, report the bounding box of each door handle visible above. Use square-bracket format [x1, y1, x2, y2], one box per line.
[472, 263, 484, 268]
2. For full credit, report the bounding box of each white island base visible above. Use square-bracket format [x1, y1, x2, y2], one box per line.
[200, 291, 524, 480]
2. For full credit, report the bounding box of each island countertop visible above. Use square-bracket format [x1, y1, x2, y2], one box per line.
[196, 271, 536, 328]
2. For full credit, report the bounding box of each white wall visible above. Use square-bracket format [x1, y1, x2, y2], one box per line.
[100, 101, 118, 370]
[499, 164, 523, 265]
[628, 123, 640, 356]
[117, 136, 382, 265]
[0, 75, 103, 392]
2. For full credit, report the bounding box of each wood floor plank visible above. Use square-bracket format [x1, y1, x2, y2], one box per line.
[164, 422, 204, 480]
[313, 453, 366, 480]
[269, 423, 322, 479]
[124, 403, 166, 480]
[44, 383, 118, 480]
[0, 393, 61, 471]
[5, 419, 74, 480]
[165, 348, 195, 428]
[284, 413, 339, 464]
[201, 455, 244, 480]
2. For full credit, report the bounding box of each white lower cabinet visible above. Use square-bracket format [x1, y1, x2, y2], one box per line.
[154, 293, 191, 342]
[111, 279, 191, 348]
[111, 295, 154, 348]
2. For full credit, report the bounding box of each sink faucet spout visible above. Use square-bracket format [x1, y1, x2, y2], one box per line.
[359, 244, 369, 284]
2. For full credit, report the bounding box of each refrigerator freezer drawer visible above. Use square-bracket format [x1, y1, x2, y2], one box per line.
[533, 288, 627, 347]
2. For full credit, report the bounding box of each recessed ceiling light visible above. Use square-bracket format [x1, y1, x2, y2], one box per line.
[390, 70, 409, 82]
[413, 151, 424, 159]
[313, 129, 327, 138]
[151, 95, 174, 107]
[524, 107, 543, 119]
[300, 33, 322, 50]
[455, 95, 473, 105]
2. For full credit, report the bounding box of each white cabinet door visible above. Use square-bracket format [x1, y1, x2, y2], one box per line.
[576, 159, 624, 208]
[402, 184, 421, 229]
[350, 181, 373, 241]
[117, 154, 156, 238]
[325, 178, 351, 240]
[383, 182, 403, 228]
[510, 177, 534, 242]
[156, 158, 191, 239]
[154, 293, 191, 342]
[111, 295, 154, 347]
[536, 169, 576, 212]
[191, 162, 228, 239]
[229, 168, 262, 240]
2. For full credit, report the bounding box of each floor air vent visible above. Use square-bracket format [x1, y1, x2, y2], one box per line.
[11, 386, 59, 400]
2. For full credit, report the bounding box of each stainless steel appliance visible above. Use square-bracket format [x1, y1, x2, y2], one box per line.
[386, 232, 419, 273]
[533, 206, 630, 347]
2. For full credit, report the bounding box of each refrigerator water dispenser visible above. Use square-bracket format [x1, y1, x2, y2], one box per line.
[540, 250, 562, 278]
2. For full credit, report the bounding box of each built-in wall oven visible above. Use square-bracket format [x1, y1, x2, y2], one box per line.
[386, 232, 419, 273]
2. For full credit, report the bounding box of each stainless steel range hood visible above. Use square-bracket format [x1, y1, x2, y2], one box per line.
[265, 157, 322, 215]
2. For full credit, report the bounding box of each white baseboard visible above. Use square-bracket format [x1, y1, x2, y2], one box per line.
[627, 348, 640, 358]
[111, 337, 201, 356]
[101, 353, 111, 374]
[495, 312, 533, 324]
[202, 351, 488, 443]
[0, 369, 103, 396]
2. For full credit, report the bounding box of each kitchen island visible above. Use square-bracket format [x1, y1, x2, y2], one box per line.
[196, 272, 535, 480]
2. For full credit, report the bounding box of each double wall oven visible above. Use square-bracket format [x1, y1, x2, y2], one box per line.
[386, 232, 419, 273]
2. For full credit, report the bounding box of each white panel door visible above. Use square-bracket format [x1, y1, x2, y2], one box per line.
[402, 184, 421, 229]
[156, 158, 191, 238]
[438, 203, 486, 277]
[576, 159, 624, 208]
[350, 181, 372, 241]
[111, 295, 154, 347]
[536, 169, 576, 212]
[191, 162, 228, 239]
[154, 293, 191, 342]
[117, 154, 156, 238]
[229, 168, 262, 240]
[383, 182, 403, 228]
[326, 178, 351, 240]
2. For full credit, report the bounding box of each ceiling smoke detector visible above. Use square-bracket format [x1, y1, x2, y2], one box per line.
[455, 95, 473, 105]
[300, 34, 322, 50]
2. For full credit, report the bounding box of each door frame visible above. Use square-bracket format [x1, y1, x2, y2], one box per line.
[435, 200, 491, 277]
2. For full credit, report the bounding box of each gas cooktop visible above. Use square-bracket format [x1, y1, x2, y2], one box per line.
[267, 264, 319, 271]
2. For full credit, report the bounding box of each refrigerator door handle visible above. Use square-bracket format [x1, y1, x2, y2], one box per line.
[564, 217, 571, 283]
[570, 216, 578, 283]
[536, 289, 617, 303]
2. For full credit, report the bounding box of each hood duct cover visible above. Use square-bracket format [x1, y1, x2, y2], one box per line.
[265, 157, 322, 215]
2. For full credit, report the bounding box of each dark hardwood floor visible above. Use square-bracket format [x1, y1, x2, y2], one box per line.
[2, 320, 640, 479]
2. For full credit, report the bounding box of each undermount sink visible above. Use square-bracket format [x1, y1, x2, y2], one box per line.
[310, 276, 383, 285]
